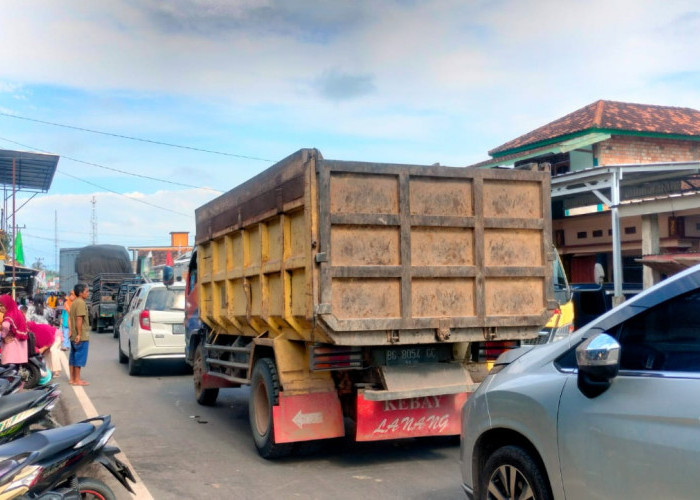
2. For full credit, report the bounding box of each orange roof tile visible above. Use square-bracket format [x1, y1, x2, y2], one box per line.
[489, 100, 700, 156]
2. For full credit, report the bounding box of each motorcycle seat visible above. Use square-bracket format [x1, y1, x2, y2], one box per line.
[0, 391, 45, 422]
[0, 423, 95, 462]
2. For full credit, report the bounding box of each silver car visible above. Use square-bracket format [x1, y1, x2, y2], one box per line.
[460, 264, 700, 500]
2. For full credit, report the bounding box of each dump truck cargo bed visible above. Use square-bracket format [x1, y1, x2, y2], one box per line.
[195, 149, 554, 346]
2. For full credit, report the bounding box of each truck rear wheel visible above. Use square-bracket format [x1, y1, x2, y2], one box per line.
[194, 343, 218, 406]
[249, 357, 292, 459]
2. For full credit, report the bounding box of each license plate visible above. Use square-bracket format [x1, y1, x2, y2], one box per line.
[172, 324, 185, 334]
[381, 345, 450, 366]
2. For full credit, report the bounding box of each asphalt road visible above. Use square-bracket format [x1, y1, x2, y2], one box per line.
[72, 331, 465, 500]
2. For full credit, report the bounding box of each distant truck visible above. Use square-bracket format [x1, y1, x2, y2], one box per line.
[186, 148, 557, 458]
[58, 248, 82, 294]
[113, 276, 146, 338]
[61, 245, 134, 332]
[90, 273, 138, 333]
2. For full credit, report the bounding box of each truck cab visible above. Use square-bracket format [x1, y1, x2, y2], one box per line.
[184, 248, 201, 365]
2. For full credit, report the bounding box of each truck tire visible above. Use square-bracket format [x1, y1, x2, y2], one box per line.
[194, 344, 218, 406]
[249, 357, 292, 459]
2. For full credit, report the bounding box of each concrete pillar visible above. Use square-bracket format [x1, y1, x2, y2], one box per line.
[641, 213, 661, 289]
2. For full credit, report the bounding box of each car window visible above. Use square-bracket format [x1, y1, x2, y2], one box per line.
[615, 290, 700, 372]
[145, 288, 185, 311]
[130, 288, 145, 311]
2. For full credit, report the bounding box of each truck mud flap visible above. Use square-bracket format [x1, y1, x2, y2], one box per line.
[272, 391, 345, 444]
[355, 391, 468, 441]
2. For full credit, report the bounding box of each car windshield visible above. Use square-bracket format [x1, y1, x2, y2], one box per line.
[145, 288, 185, 311]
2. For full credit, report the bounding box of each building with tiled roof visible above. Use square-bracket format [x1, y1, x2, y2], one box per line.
[473, 100, 700, 174]
[474, 100, 700, 292]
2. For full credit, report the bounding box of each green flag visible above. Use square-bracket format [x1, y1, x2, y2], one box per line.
[14, 231, 24, 266]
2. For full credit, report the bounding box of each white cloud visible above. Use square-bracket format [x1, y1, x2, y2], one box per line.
[1, 0, 700, 269]
[15, 188, 218, 269]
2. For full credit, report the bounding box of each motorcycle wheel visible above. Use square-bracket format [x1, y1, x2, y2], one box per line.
[78, 477, 116, 500]
[19, 363, 40, 389]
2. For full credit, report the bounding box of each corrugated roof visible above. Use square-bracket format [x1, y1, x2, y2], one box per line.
[489, 100, 700, 156]
[0, 149, 58, 192]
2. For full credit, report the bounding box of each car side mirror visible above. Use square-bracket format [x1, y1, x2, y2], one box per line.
[576, 333, 620, 398]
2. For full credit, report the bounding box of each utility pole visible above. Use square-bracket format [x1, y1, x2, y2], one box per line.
[91, 196, 97, 245]
[11, 159, 16, 299]
[54, 210, 58, 272]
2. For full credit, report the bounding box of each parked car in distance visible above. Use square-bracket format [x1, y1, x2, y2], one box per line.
[460, 264, 700, 500]
[117, 282, 186, 375]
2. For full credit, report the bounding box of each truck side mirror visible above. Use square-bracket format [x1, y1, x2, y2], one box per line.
[576, 333, 620, 398]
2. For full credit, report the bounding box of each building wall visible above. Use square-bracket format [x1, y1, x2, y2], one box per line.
[553, 211, 700, 253]
[597, 135, 700, 165]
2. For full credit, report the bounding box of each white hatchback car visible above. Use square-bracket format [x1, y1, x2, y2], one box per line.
[118, 282, 186, 375]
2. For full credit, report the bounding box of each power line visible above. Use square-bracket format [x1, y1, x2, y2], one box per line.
[25, 226, 171, 239]
[0, 111, 274, 162]
[0, 135, 223, 193]
[57, 169, 193, 217]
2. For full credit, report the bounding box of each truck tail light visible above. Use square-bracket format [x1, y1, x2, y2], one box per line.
[474, 341, 519, 362]
[139, 310, 151, 331]
[311, 345, 363, 370]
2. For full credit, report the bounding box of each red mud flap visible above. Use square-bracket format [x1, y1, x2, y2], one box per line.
[355, 392, 469, 441]
[201, 373, 238, 389]
[273, 392, 345, 444]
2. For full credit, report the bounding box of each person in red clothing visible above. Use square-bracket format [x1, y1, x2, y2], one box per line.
[27, 321, 60, 378]
[0, 295, 29, 366]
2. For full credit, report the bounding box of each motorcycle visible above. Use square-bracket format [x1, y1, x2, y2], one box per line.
[2, 333, 51, 390]
[0, 415, 135, 499]
[0, 373, 22, 397]
[0, 385, 60, 444]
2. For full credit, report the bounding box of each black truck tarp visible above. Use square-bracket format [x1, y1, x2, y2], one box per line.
[74, 245, 132, 285]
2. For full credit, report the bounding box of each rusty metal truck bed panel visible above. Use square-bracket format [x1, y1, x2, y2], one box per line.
[196, 148, 553, 345]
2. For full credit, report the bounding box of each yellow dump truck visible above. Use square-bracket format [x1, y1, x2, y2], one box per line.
[187, 148, 556, 458]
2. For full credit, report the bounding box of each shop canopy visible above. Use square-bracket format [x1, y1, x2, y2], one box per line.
[0, 149, 58, 192]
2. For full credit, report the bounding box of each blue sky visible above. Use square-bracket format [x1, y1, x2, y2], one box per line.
[0, 0, 699, 270]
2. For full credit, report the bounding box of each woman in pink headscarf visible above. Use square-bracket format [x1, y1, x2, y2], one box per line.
[0, 295, 29, 365]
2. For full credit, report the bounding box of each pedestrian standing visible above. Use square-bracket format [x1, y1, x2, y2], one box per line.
[30, 299, 51, 324]
[61, 291, 75, 351]
[68, 284, 90, 386]
[0, 295, 29, 366]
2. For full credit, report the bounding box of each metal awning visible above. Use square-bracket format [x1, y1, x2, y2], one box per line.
[0, 149, 58, 192]
[636, 253, 700, 276]
[551, 161, 700, 211]
[552, 161, 700, 303]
